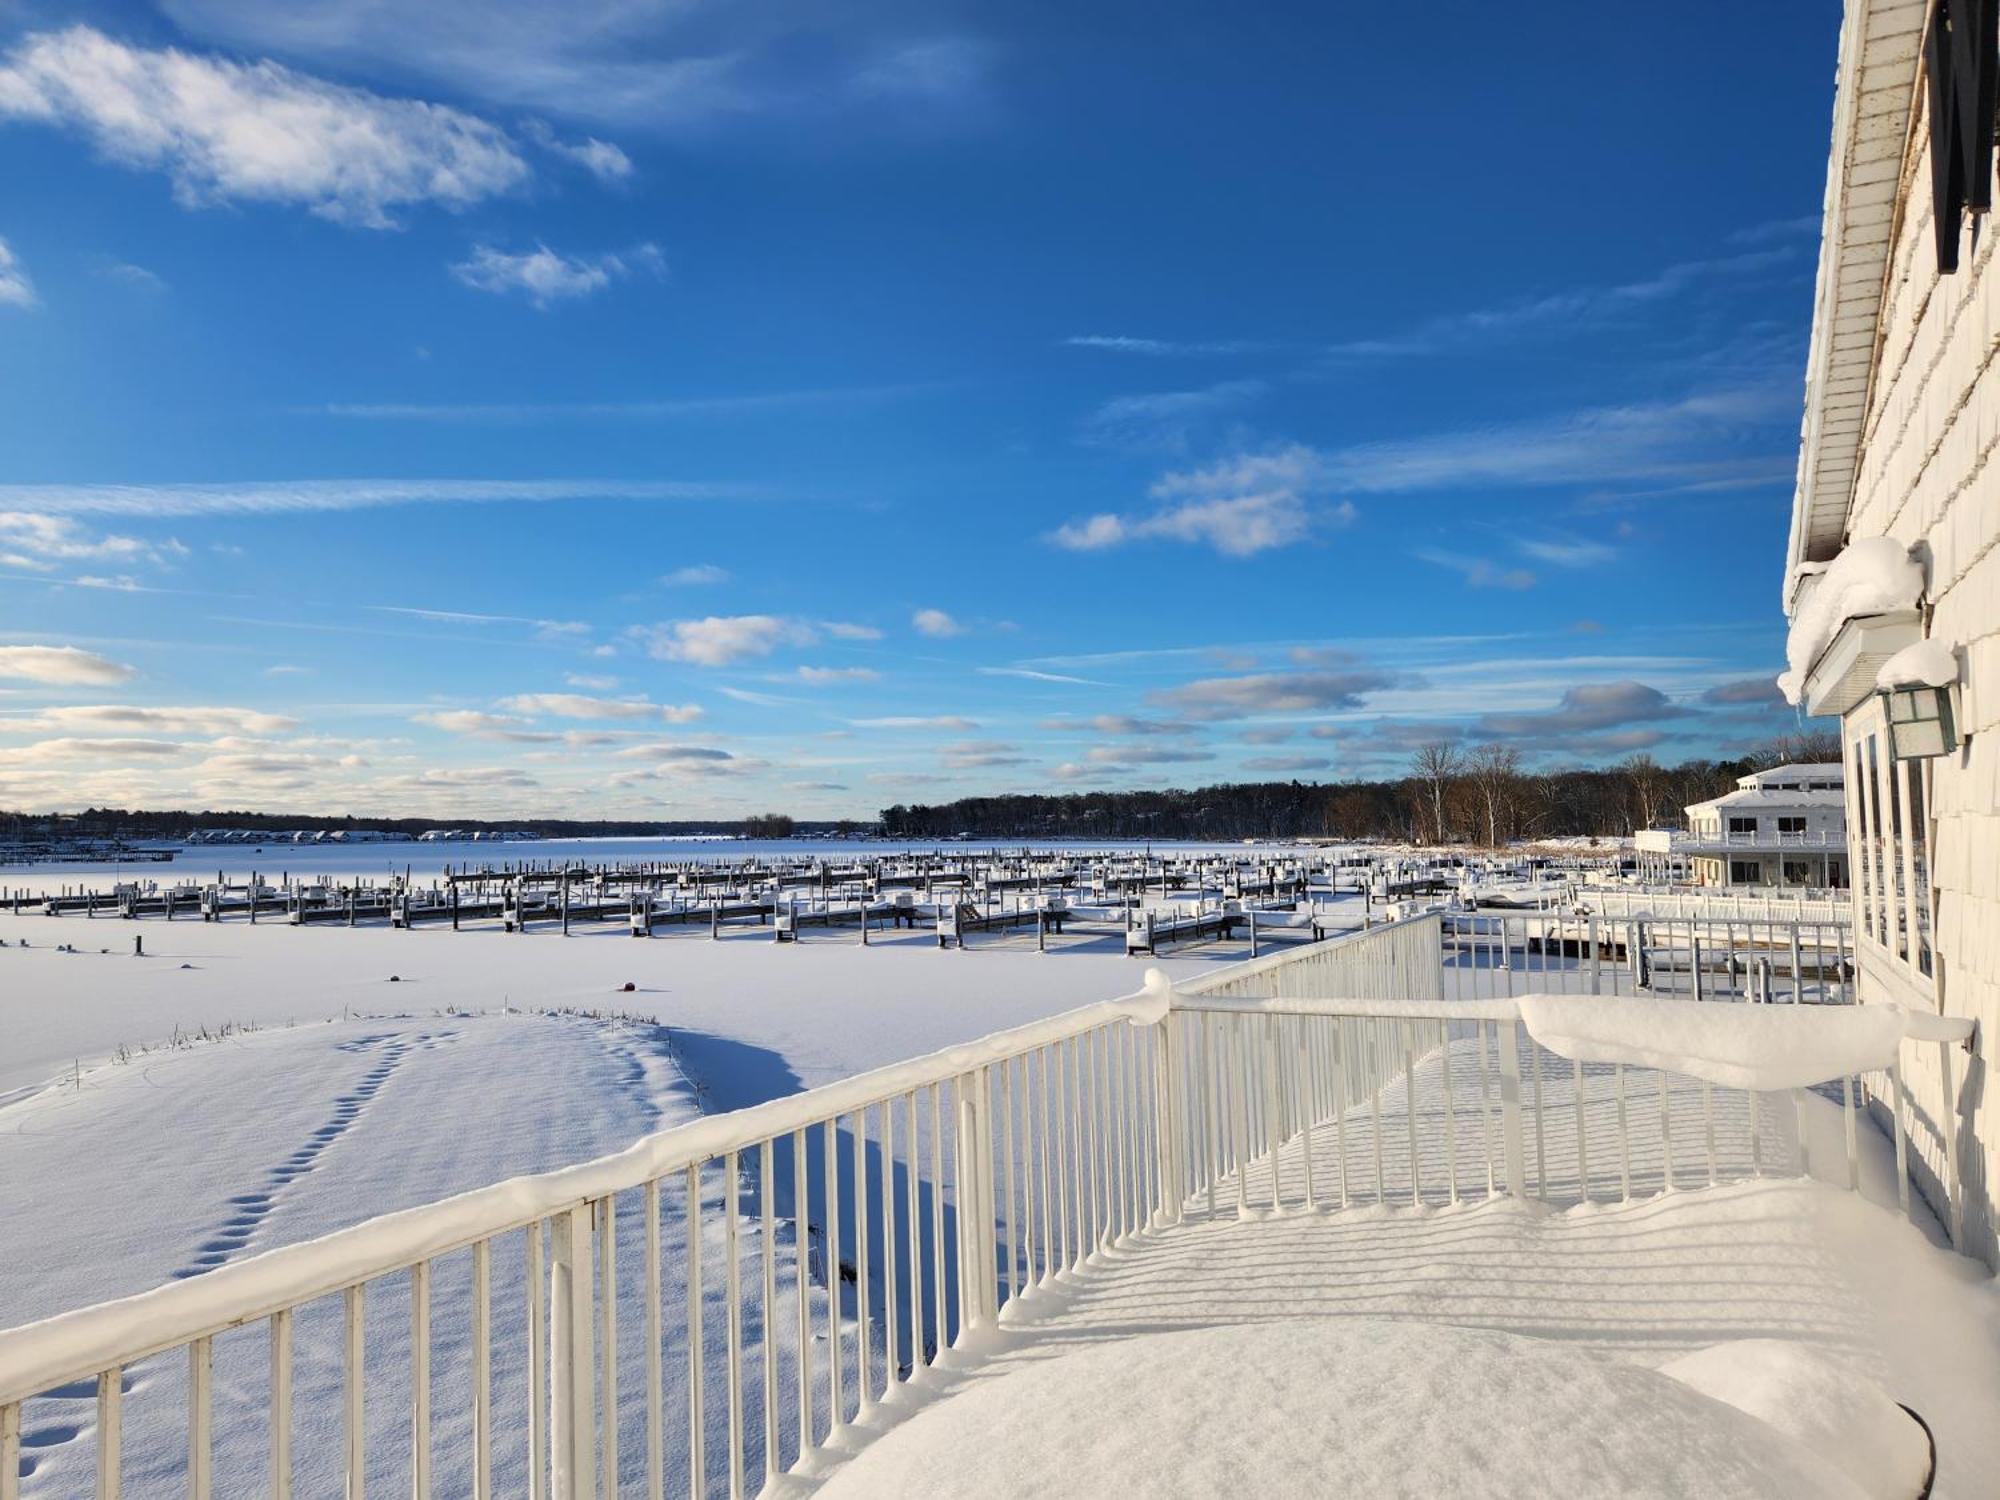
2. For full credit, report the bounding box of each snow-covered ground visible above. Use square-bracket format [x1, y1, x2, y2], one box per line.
[0, 910, 1223, 1102]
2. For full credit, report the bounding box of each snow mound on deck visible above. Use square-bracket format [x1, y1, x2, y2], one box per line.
[1779, 536, 1925, 704]
[1661, 1340, 1931, 1499]
[816, 1319, 1866, 1499]
[1517, 994, 1905, 1091]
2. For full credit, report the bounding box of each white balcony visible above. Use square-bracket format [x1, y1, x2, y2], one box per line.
[0, 917, 1987, 1497]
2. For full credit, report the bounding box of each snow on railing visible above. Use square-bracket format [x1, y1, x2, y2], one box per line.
[0, 915, 1970, 1498]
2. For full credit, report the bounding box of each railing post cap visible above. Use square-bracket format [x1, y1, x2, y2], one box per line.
[1129, 966, 1176, 1025]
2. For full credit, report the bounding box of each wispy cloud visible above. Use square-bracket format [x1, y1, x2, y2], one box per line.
[663, 563, 729, 586]
[979, 666, 1104, 686]
[1414, 549, 1537, 590]
[449, 242, 663, 307]
[912, 607, 963, 638]
[1325, 246, 1800, 360]
[520, 118, 632, 182]
[0, 236, 34, 308]
[0, 478, 733, 518]
[318, 384, 936, 423]
[1078, 379, 1264, 453]
[1063, 335, 1260, 356]
[0, 27, 528, 228]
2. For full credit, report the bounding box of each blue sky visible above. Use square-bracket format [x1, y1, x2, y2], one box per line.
[0, 1, 1839, 820]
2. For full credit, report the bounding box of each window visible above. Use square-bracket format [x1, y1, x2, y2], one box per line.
[1729, 859, 1763, 884]
[1847, 699, 1935, 983]
[1783, 860, 1814, 886]
[1777, 816, 1806, 836]
[1728, 816, 1758, 835]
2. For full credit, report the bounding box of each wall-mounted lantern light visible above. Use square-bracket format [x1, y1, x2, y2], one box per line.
[1880, 683, 1958, 761]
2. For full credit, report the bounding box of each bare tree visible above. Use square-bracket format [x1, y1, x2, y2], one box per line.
[1620, 752, 1668, 833]
[1754, 728, 1843, 766]
[1409, 742, 1462, 844]
[1464, 743, 1523, 848]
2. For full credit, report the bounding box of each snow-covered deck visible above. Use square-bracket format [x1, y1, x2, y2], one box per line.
[806, 1047, 2000, 1495]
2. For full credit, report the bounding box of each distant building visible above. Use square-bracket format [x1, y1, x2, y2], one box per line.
[1632, 764, 1847, 889]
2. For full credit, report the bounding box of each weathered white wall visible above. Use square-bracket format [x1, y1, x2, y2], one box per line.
[1842, 79, 2000, 1267]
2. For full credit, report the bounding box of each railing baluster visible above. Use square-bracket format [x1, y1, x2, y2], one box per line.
[1000, 1056, 1019, 1298]
[686, 1165, 705, 1500]
[1297, 1019, 1317, 1210]
[1265, 1016, 1285, 1211]
[761, 1139, 780, 1486]
[725, 1151, 745, 1499]
[1403, 1021, 1420, 1207]
[1052, 1047, 1072, 1266]
[904, 1093, 923, 1364]
[189, 1335, 213, 1500]
[1703, 1084, 1718, 1188]
[792, 1127, 813, 1452]
[1332, 1019, 1349, 1209]
[852, 1112, 872, 1414]
[1438, 1021, 1459, 1203]
[100, 1364, 125, 1500]
[880, 1103, 900, 1394]
[1572, 1059, 1590, 1203]
[344, 1285, 364, 1500]
[551, 1206, 594, 1500]
[822, 1122, 842, 1430]
[528, 1224, 546, 1500]
[1200, 1012, 1217, 1220]
[0, 1403, 18, 1500]
[642, 1184, 663, 1500]
[1615, 1065, 1632, 1201]
[1657, 1070, 1673, 1193]
[929, 1085, 947, 1345]
[412, 1259, 432, 1500]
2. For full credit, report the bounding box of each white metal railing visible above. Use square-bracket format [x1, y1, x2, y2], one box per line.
[1577, 889, 1851, 924]
[0, 915, 1967, 1498]
[1440, 910, 1856, 1005]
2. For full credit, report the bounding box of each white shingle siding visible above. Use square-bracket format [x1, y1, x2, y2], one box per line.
[1813, 11, 2000, 1263]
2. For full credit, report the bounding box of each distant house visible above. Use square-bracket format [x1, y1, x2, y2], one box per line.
[1632, 764, 1847, 890]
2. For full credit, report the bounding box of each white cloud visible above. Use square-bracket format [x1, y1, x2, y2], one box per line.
[495, 692, 701, 723]
[0, 478, 729, 518]
[0, 236, 34, 308]
[449, 242, 663, 308]
[663, 563, 728, 586]
[0, 645, 135, 685]
[0, 511, 184, 569]
[1149, 669, 1394, 721]
[12, 704, 298, 735]
[632, 615, 816, 667]
[796, 666, 880, 685]
[520, 119, 632, 182]
[912, 607, 963, 638]
[564, 673, 619, 690]
[0, 736, 189, 765]
[0, 26, 529, 228]
[410, 709, 555, 743]
[848, 715, 979, 730]
[821, 621, 883, 641]
[1052, 444, 1354, 559]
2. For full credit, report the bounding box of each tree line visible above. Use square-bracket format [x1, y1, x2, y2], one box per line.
[879, 732, 1842, 846]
